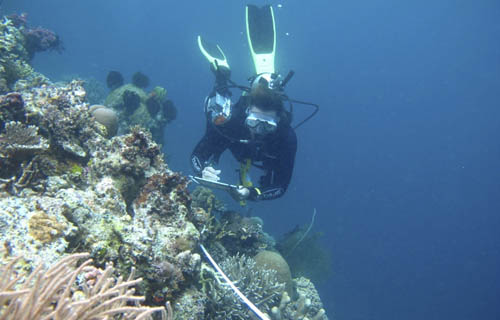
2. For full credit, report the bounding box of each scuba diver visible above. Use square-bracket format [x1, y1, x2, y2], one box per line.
[191, 5, 318, 203]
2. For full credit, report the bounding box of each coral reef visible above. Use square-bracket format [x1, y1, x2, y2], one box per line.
[211, 211, 275, 257]
[5, 13, 64, 60]
[190, 186, 225, 215]
[23, 26, 64, 59]
[0, 121, 49, 158]
[0, 22, 330, 318]
[270, 283, 326, 320]
[82, 76, 107, 105]
[0, 14, 55, 93]
[0, 92, 25, 127]
[0, 252, 168, 319]
[0, 17, 34, 92]
[201, 254, 285, 319]
[254, 250, 293, 297]
[0, 81, 201, 312]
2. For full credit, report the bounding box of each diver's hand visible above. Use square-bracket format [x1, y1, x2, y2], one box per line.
[229, 185, 250, 201]
[211, 64, 231, 86]
[202, 166, 221, 182]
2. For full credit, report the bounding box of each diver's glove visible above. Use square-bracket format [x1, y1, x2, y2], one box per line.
[229, 185, 250, 201]
[211, 64, 231, 88]
[202, 166, 221, 182]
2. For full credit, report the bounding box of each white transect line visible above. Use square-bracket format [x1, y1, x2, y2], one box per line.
[199, 244, 271, 320]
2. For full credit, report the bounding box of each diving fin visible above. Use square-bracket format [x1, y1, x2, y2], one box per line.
[245, 5, 276, 74]
[197, 35, 230, 72]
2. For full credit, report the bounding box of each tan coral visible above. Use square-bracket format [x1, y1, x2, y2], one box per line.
[28, 210, 67, 243]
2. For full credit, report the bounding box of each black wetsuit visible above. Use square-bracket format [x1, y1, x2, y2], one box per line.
[191, 96, 297, 201]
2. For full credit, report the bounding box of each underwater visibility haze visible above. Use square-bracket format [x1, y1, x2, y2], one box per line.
[1, 0, 500, 319]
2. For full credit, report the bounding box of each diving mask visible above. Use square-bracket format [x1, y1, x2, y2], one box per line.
[245, 111, 279, 135]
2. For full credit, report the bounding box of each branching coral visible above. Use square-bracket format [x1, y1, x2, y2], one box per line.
[0, 252, 168, 319]
[201, 253, 284, 320]
[270, 290, 326, 320]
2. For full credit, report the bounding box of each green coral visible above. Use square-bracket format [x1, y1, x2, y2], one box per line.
[151, 86, 167, 102]
[69, 163, 83, 175]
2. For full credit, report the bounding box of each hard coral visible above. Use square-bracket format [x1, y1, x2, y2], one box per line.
[135, 172, 190, 216]
[28, 209, 67, 243]
[202, 254, 284, 320]
[0, 17, 34, 91]
[124, 126, 161, 164]
[214, 211, 273, 256]
[270, 278, 327, 320]
[89, 104, 118, 137]
[0, 92, 25, 128]
[23, 26, 64, 59]
[0, 121, 48, 158]
[35, 84, 92, 158]
[254, 250, 293, 298]
[5, 13, 28, 28]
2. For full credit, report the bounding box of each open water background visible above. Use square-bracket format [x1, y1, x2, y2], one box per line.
[3, 0, 500, 319]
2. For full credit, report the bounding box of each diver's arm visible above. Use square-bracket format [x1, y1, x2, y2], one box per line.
[248, 129, 297, 201]
[191, 123, 230, 175]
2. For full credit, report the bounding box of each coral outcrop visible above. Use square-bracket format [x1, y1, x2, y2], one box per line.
[104, 82, 177, 146]
[0, 15, 54, 94]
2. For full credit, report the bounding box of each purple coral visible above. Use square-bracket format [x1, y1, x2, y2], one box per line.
[6, 13, 28, 28]
[23, 27, 64, 59]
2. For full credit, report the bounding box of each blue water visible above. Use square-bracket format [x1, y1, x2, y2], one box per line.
[4, 0, 500, 319]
